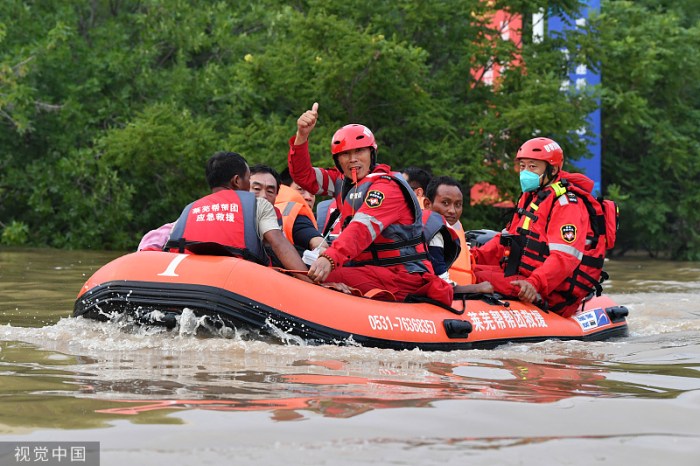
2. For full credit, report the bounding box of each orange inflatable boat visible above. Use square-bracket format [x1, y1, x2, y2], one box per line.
[73, 251, 629, 351]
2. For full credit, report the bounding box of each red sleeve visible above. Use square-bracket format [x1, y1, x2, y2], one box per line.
[323, 178, 412, 267]
[526, 198, 589, 295]
[287, 136, 342, 198]
[474, 196, 524, 265]
[472, 232, 505, 266]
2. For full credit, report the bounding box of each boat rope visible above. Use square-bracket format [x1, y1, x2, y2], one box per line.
[273, 267, 310, 274]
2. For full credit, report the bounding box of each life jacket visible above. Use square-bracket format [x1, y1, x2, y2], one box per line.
[316, 199, 336, 233]
[446, 223, 476, 285]
[316, 198, 342, 244]
[165, 190, 269, 265]
[501, 173, 612, 314]
[422, 210, 461, 270]
[274, 184, 318, 244]
[338, 172, 432, 273]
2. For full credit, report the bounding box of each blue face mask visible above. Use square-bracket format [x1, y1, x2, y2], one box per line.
[520, 170, 543, 192]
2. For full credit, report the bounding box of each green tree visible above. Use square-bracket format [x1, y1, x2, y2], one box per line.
[98, 102, 222, 242]
[24, 148, 134, 249]
[0, 0, 605, 250]
[596, 1, 700, 259]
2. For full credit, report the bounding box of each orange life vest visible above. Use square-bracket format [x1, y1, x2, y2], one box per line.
[447, 223, 476, 285]
[422, 210, 461, 271]
[274, 185, 318, 244]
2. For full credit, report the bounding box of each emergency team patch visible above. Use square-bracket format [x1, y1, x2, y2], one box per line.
[365, 190, 385, 208]
[561, 224, 577, 243]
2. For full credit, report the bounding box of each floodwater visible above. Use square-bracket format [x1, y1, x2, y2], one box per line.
[1, 248, 699, 465]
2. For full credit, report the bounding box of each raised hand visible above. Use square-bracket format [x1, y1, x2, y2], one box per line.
[295, 102, 319, 145]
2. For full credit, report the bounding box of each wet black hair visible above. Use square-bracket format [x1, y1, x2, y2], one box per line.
[425, 175, 463, 202]
[401, 167, 432, 191]
[206, 151, 248, 189]
[249, 164, 282, 193]
[279, 167, 293, 187]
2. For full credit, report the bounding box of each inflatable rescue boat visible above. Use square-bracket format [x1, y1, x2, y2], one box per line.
[73, 251, 629, 351]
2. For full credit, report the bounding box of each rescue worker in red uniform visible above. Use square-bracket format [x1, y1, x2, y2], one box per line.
[166, 151, 312, 283]
[472, 137, 607, 317]
[288, 102, 453, 306]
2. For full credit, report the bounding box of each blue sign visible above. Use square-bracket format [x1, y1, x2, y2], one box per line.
[595, 308, 611, 326]
[548, 1, 602, 195]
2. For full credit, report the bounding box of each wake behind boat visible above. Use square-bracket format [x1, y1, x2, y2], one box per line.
[73, 251, 629, 351]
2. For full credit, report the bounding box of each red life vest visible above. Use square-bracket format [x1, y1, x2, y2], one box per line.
[166, 190, 268, 265]
[337, 172, 432, 273]
[502, 176, 609, 314]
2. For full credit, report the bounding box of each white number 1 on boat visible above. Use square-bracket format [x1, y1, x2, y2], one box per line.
[158, 254, 188, 277]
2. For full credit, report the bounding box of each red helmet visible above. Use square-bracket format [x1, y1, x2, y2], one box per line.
[516, 137, 564, 169]
[330, 124, 377, 155]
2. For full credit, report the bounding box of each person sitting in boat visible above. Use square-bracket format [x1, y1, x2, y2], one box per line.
[472, 137, 609, 317]
[249, 164, 327, 258]
[401, 166, 432, 206]
[287, 102, 453, 306]
[280, 167, 317, 212]
[420, 176, 482, 289]
[249, 164, 284, 225]
[137, 222, 174, 251]
[165, 151, 312, 284]
[312, 170, 476, 292]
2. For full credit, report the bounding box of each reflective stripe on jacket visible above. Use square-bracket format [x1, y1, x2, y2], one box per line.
[502, 173, 607, 315]
[338, 172, 431, 273]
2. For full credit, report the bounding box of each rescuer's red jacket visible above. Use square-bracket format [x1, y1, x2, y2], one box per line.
[473, 171, 596, 315]
[288, 138, 452, 305]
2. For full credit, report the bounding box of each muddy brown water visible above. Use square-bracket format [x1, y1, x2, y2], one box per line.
[1, 248, 699, 465]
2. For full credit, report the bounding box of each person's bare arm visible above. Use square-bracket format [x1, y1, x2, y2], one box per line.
[454, 282, 494, 295]
[308, 236, 328, 251]
[263, 229, 313, 283]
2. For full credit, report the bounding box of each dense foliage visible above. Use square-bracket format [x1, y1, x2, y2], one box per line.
[0, 1, 698, 258]
[594, 1, 700, 259]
